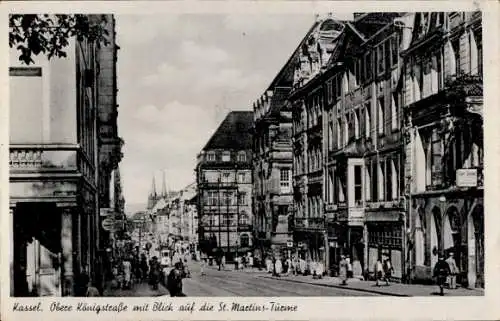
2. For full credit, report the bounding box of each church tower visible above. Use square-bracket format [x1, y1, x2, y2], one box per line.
[147, 174, 158, 210]
[161, 170, 168, 199]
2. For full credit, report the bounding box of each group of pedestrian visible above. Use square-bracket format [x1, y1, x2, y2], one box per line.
[433, 252, 460, 295]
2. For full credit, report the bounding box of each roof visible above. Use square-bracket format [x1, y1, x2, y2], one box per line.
[202, 111, 253, 151]
[267, 21, 320, 90]
[269, 87, 292, 116]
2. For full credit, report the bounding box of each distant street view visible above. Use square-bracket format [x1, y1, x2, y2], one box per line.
[9, 11, 483, 297]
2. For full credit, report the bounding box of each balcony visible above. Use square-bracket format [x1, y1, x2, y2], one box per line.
[308, 217, 325, 230]
[294, 217, 308, 228]
[10, 144, 79, 173]
[199, 180, 238, 189]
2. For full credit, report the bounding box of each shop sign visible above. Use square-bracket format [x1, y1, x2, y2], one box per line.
[456, 169, 478, 187]
[100, 208, 114, 217]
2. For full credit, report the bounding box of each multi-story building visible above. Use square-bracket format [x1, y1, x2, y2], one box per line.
[322, 13, 408, 279]
[9, 14, 118, 296]
[253, 85, 294, 261]
[176, 183, 198, 246]
[402, 11, 483, 288]
[289, 16, 346, 270]
[96, 15, 124, 258]
[196, 111, 253, 261]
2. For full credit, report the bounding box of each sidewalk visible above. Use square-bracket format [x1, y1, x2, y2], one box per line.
[103, 281, 169, 297]
[260, 274, 484, 297]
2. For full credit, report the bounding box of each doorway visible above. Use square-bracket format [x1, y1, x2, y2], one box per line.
[13, 203, 62, 297]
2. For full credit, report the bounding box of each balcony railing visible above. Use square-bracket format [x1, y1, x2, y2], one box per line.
[308, 217, 325, 229]
[10, 144, 78, 172]
[294, 217, 307, 228]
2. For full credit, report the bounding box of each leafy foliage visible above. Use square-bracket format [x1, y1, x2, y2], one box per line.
[9, 14, 110, 65]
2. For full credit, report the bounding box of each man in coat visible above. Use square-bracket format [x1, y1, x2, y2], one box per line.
[167, 262, 185, 297]
[434, 254, 451, 296]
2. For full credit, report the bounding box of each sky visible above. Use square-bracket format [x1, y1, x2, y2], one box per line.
[116, 13, 353, 214]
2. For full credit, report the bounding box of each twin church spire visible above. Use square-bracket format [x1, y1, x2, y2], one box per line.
[147, 170, 168, 209]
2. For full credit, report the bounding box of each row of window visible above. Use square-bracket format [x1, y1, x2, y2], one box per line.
[201, 171, 249, 184]
[204, 213, 251, 226]
[325, 35, 399, 104]
[206, 150, 247, 162]
[204, 191, 249, 206]
[326, 94, 400, 152]
[420, 125, 483, 189]
[325, 156, 401, 206]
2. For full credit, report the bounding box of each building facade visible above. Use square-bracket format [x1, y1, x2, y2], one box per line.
[289, 16, 346, 271]
[253, 87, 294, 261]
[320, 13, 408, 279]
[196, 111, 254, 261]
[96, 14, 124, 260]
[402, 11, 483, 288]
[9, 14, 118, 296]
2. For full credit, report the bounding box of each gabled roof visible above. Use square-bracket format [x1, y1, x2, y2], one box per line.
[269, 87, 292, 117]
[267, 20, 321, 90]
[202, 111, 253, 151]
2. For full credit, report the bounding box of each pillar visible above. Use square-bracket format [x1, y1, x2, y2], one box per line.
[363, 223, 368, 274]
[61, 208, 74, 296]
[324, 230, 329, 273]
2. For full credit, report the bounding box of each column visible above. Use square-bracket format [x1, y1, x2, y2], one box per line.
[61, 208, 74, 296]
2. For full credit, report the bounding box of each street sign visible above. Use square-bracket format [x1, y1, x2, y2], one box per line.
[456, 169, 478, 187]
[100, 208, 114, 217]
[102, 217, 116, 231]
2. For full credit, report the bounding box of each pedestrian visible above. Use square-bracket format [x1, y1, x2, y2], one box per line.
[200, 257, 206, 276]
[285, 257, 292, 276]
[122, 257, 132, 289]
[299, 257, 306, 275]
[434, 254, 451, 296]
[339, 255, 348, 285]
[346, 257, 353, 279]
[374, 258, 384, 286]
[316, 261, 324, 279]
[446, 252, 459, 289]
[275, 257, 283, 277]
[167, 262, 186, 297]
[86, 280, 101, 297]
[221, 255, 226, 271]
[383, 258, 394, 286]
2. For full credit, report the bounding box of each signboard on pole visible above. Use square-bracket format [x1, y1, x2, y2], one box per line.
[102, 217, 116, 231]
[456, 169, 478, 187]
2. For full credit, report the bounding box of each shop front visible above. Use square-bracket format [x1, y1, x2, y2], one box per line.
[366, 211, 403, 281]
[410, 190, 484, 288]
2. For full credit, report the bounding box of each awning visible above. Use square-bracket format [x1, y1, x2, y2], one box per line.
[365, 210, 402, 222]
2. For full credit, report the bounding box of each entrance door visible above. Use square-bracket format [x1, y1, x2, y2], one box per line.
[13, 203, 62, 296]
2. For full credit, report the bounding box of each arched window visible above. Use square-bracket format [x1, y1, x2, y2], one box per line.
[240, 234, 250, 247]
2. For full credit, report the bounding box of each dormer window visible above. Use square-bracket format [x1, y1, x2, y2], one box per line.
[222, 151, 231, 162]
[207, 152, 216, 161]
[238, 152, 247, 162]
